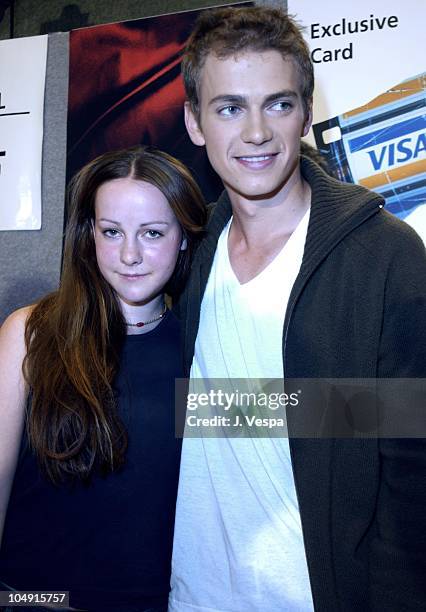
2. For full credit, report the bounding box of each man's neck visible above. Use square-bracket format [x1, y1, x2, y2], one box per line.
[227, 163, 311, 250]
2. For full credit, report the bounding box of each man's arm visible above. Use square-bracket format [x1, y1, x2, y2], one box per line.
[372, 227, 426, 610]
[378, 227, 426, 378]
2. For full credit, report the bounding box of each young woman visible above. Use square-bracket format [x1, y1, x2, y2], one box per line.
[0, 146, 206, 612]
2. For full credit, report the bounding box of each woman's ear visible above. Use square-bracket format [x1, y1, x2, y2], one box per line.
[180, 235, 188, 251]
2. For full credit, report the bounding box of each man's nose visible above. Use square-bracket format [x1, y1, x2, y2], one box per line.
[120, 238, 143, 266]
[241, 110, 273, 145]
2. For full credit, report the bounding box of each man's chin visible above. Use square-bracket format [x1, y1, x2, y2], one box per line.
[223, 160, 302, 204]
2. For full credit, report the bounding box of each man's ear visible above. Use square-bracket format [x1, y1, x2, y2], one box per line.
[184, 101, 205, 147]
[302, 102, 313, 137]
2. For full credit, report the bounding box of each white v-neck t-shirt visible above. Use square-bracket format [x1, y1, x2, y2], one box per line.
[170, 209, 314, 612]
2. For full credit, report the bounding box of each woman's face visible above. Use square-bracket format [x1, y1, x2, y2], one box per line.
[93, 177, 185, 313]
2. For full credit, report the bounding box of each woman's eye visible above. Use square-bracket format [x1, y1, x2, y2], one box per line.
[145, 229, 162, 239]
[103, 228, 120, 237]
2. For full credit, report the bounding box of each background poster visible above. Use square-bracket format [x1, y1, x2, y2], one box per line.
[68, 4, 252, 205]
[0, 34, 47, 230]
[289, 0, 425, 241]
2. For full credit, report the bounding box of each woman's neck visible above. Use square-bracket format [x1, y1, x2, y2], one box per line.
[121, 295, 166, 335]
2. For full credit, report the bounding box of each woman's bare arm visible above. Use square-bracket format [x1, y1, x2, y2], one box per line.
[0, 307, 31, 546]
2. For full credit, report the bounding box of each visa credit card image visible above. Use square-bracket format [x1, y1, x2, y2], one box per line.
[313, 73, 426, 221]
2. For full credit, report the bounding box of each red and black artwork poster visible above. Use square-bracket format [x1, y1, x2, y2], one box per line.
[67, 4, 252, 203]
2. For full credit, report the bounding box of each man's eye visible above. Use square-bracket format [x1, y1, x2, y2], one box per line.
[145, 229, 162, 239]
[269, 101, 293, 112]
[218, 105, 241, 117]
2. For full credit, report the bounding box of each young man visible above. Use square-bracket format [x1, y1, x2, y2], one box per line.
[170, 7, 426, 611]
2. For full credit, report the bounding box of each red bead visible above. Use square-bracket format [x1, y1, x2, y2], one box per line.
[136, 322, 144, 327]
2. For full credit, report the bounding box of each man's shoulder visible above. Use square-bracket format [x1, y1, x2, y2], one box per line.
[353, 208, 425, 257]
[207, 189, 231, 218]
[302, 155, 383, 209]
[206, 200, 217, 220]
[301, 154, 424, 257]
[200, 190, 232, 243]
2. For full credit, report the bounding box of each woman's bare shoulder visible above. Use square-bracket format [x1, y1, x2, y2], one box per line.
[0, 305, 34, 336]
[0, 305, 35, 367]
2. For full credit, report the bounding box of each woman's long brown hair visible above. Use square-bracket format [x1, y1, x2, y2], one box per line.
[23, 146, 206, 483]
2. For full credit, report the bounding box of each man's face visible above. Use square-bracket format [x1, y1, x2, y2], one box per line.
[185, 50, 312, 203]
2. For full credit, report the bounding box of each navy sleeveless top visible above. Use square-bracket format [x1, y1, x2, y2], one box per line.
[0, 311, 183, 611]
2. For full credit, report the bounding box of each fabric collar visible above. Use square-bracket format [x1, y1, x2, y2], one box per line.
[196, 155, 384, 266]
